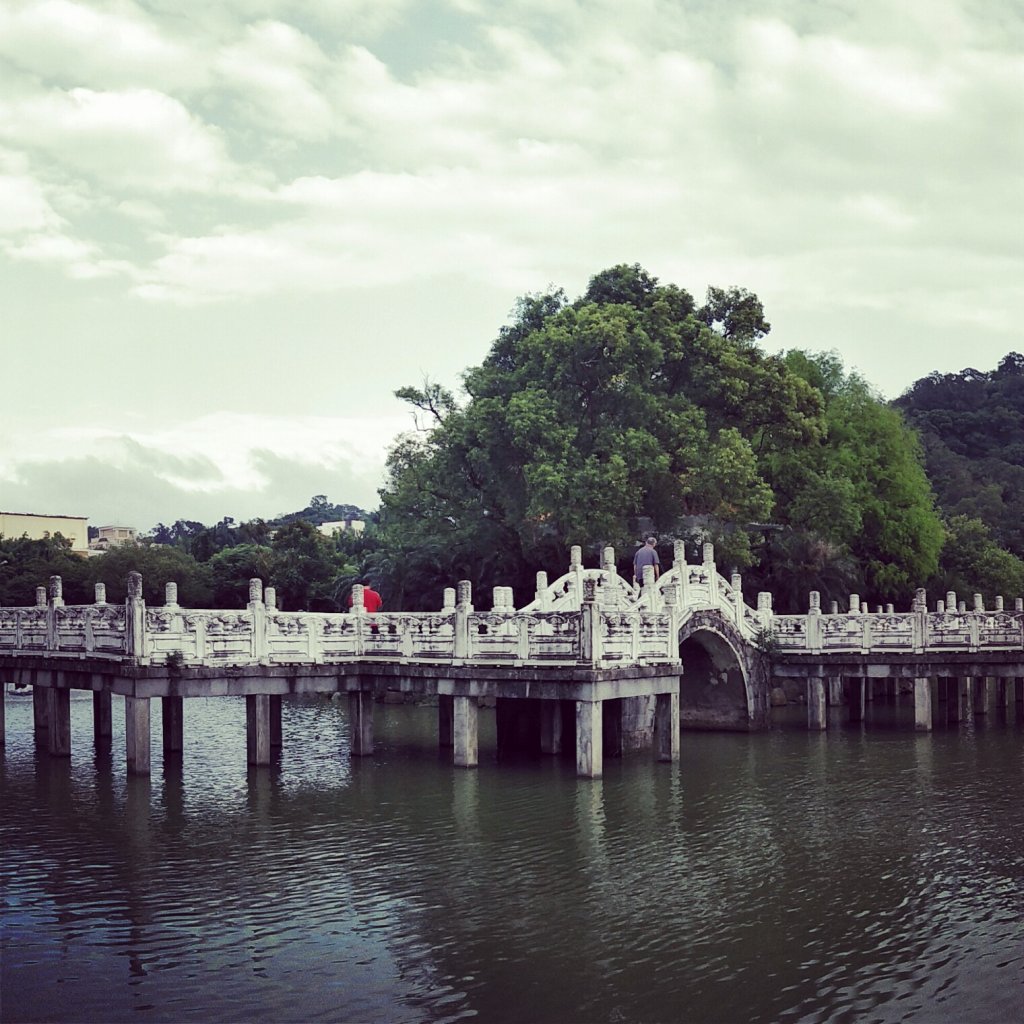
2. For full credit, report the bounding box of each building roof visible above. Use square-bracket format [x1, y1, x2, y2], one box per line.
[0, 511, 89, 521]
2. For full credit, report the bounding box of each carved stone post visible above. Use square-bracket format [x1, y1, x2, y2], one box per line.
[165, 582, 178, 607]
[46, 575, 63, 653]
[35, 586, 46, 608]
[246, 578, 266, 665]
[442, 587, 456, 611]
[94, 583, 107, 605]
[265, 587, 277, 611]
[807, 591, 822, 652]
[454, 581, 472, 659]
[534, 572, 549, 611]
[125, 572, 146, 664]
[731, 572, 743, 625]
[756, 592, 773, 629]
[580, 578, 601, 666]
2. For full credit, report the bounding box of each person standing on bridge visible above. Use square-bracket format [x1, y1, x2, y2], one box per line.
[348, 577, 383, 613]
[633, 537, 660, 588]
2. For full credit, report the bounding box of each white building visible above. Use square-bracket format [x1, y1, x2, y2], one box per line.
[317, 519, 365, 538]
[0, 511, 90, 554]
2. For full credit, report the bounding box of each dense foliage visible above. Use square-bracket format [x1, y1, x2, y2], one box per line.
[894, 354, 1024, 557]
[379, 266, 943, 609]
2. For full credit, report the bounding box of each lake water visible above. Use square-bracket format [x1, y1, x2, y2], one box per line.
[1, 692, 1022, 1023]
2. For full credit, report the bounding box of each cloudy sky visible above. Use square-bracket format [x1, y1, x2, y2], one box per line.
[1, 0, 1021, 533]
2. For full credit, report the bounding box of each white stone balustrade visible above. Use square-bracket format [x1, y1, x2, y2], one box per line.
[3, 554, 1024, 669]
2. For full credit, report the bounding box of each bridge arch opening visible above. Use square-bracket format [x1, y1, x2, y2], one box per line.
[678, 628, 752, 730]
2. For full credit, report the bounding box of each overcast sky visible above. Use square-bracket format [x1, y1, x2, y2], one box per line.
[1, 0, 1021, 533]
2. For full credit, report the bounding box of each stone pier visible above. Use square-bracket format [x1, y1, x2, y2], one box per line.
[163, 696, 184, 756]
[575, 700, 602, 778]
[453, 695, 478, 768]
[125, 696, 151, 776]
[93, 690, 112, 745]
[246, 694, 271, 765]
[807, 676, 826, 731]
[914, 677, 932, 731]
[348, 690, 374, 757]
[655, 692, 679, 762]
[46, 687, 71, 757]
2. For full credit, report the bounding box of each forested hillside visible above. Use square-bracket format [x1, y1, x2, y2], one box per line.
[894, 354, 1024, 557]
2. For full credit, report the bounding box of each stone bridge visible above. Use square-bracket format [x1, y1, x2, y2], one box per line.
[1, 541, 1022, 777]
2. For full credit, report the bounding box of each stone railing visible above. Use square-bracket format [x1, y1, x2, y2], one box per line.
[770, 589, 1024, 655]
[0, 574, 678, 669]
[5, 562, 1023, 670]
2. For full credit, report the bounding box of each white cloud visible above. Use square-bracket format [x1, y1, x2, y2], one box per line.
[0, 87, 238, 193]
[0, 0, 197, 90]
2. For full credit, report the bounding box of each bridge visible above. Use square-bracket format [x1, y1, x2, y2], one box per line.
[1, 541, 1022, 777]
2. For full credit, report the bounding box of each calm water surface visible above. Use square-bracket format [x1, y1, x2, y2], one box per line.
[1, 692, 1022, 1023]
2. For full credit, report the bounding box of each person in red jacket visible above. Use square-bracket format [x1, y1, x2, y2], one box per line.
[348, 577, 383, 613]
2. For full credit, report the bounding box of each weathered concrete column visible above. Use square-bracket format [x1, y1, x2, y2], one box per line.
[46, 687, 71, 757]
[914, 677, 932, 732]
[162, 695, 184, 755]
[269, 694, 282, 748]
[807, 677, 827, 731]
[246, 694, 271, 765]
[827, 675, 843, 706]
[33, 684, 48, 737]
[603, 699, 622, 758]
[453, 695, 478, 768]
[348, 690, 374, 756]
[848, 678, 865, 723]
[438, 693, 454, 748]
[125, 696, 151, 775]
[655, 691, 679, 762]
[973, 676, 992, 716]
[945, 678, 962, 724]
[93, 689, 112, 744]
[540, 699, 563, 755]
[576, 700, 603, 778]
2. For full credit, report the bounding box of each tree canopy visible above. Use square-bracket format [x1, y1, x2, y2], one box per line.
[379, 265, 943, 609]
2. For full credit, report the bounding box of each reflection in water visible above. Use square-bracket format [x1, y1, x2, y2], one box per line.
[1, 694, 1022, 1024]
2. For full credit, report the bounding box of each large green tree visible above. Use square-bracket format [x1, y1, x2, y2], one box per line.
[380, 265, 825, 606]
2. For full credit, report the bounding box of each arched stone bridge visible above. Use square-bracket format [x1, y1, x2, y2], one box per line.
[1, 541, 1021, 778]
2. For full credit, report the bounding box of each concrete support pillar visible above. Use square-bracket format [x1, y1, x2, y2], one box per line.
[848, 678, 865, 723]
[46, 687, 71, 757]
[348, 690, 374, 757]
[973, 676, 991, 716]
[0, 683, 4, 746]
[602, 699, 622, 759]
[1016, 678, 1024, 707]
[246, 694, 271, 765]
[93, 690, 112, 745]
[453, 695, 478, 768]
[162, 696, 184, 755]
[575, 700, 602, 778]
[540, 699, 563, 755]
[438, 694, 454, 748]
[125, 696, 151, 776]
[269, 694, 283, 748]
[945, 678, 962, 724]
[33, 685, 48, 737]
[914, 678, 932, 732]
[655, 691, 679, 762]
[864, 678, 874, 704]
[807, 677, 827, 731]
[827, 675, 843, 706]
